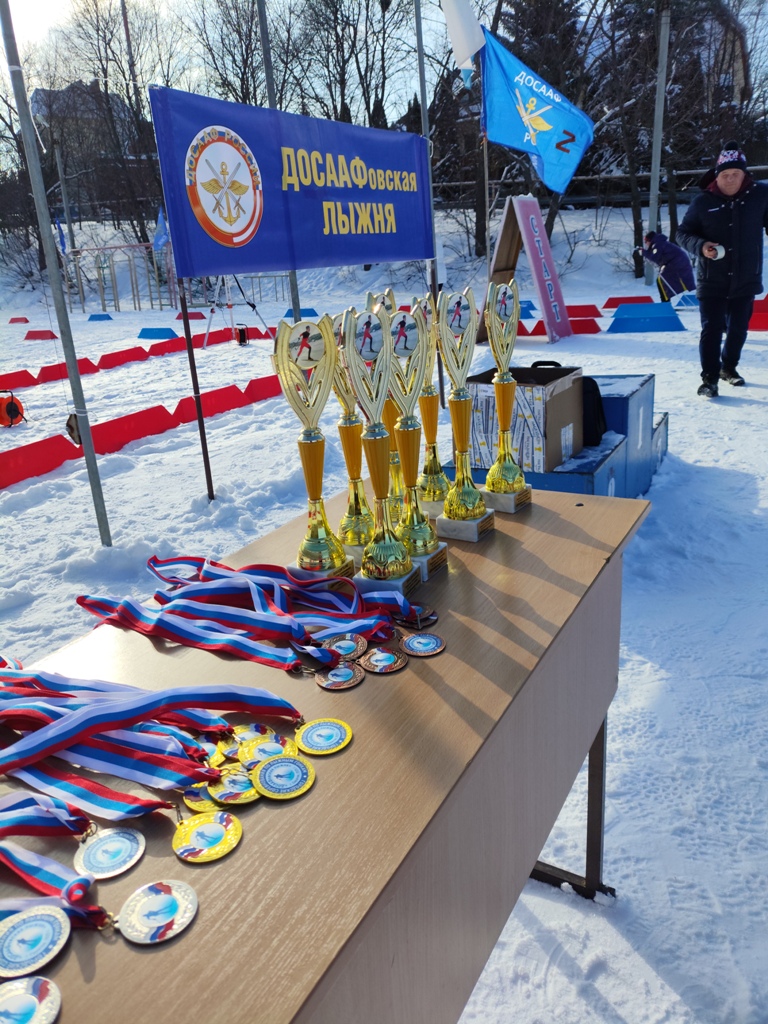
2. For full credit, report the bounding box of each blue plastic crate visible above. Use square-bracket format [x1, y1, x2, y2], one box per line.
[594, 374, 655, 496]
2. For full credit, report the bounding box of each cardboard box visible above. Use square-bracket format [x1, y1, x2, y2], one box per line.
[467, 366, 583, 474]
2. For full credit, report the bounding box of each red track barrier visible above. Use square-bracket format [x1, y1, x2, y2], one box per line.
[566, 305, 602, 318]
[147, 338, 186, 356]
[603, 296, 653, 308]
[177, 311, 206, 319]
[98, 346, 149, 370]
[91, 406, 177, 455]
[569, 318, 601, 334]
[24, 329, 58, 340]
[243, 375, 281, 402]
[0, 435, 80, 488]
[36, 359, 99, 384]
[0, 370, 37, 390]
[9, 317, 29, 324]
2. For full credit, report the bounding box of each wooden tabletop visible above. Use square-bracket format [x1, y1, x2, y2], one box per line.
[2, 489, 649, 1022]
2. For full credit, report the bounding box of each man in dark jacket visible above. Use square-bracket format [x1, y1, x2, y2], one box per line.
[639, 231, 695, 300]
[677, 142, 768, 397]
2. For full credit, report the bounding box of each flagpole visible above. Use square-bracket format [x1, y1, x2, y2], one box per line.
[255, 0, 302, 323]
[1, 0, 112, 547]
[414, 0, 445, 406]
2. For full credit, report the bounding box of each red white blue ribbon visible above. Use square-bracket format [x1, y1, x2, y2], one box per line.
[0, 792, 90, 838]
[0, 839, 93, 903]
[7, 761, 174, 821]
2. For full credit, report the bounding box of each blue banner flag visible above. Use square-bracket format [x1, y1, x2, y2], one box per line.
[153, 207, 169, 251]
[480, 28, 593, 194]
[148, 87, 434, 278]
[55, 217, 66, 253]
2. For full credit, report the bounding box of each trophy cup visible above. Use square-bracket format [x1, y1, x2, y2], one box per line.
[434, 287, 495, 541]
[382, 397, 405, 525]
[330, 311, 375, 564]
[414, 293, 451, 514]
[482, 280, 532, 513]
[272, 317, 355, 578]
[340, 307, 419, 596]
[389, 305, 447, 581]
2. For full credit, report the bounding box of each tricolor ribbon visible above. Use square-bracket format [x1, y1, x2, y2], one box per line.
[0, 683, 301, 775]
[0, 792, 90, 839]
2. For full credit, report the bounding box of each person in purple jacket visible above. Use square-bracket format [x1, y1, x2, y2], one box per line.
[638, 231, 695, 301]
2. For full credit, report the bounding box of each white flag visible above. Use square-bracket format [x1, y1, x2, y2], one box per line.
[441, 0, 486, 69]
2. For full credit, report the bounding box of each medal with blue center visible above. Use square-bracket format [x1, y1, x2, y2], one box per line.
[358, 646, 408, 674]
[393, 603, 438, 629]
[116, 880, 198, 944]
[181, 782, 219, 813]
[250, 755, 316, 800]
[0, 908, 70, 979]
[237, 734, 298, 770]
[0, 976, 61, 1023]
[398, 632, 446, 658]
[320, 633, 368, 660]
[315, 662, 365, 690]
[73, 826, 145, 880]
[295, 719, 353, 756]
[172, 810, 243, 863]
[207, 766, 261, 805]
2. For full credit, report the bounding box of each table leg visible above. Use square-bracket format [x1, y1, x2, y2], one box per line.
[530, 717, 616, 900]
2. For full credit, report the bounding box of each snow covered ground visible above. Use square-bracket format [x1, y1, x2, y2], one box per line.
[2, 208, 767, 1022]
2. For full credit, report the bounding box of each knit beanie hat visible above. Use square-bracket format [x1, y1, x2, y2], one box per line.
[715, 141, 747, 175]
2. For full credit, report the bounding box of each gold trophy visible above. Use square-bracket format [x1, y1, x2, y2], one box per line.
[273, 317, 355, 578]
[382, 397, 405, 525]
[340, 307, 419, 595]
[435, 288, 495, 541]
[389, 305, 447, 580]
[483, 280, 532, 513]
[415, 293, 450, 512]
[365, 287, 397, 316]
[330, 311, 375, 558]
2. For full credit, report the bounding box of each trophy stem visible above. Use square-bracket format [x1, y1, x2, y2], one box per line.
[486, 377, 526, 493]
[361, 430, 412, 579]
[394, 418, 438, 555]
[486, 429, 526, 493]
[299, 498, 348, 571]
[337, 419, 374, 545]
[339, 477, 375, 546]
[296, 433, 347, 571]
[417, 391, 449, 500]
[444, 395, 486, 520]
[383, 398, 404, 525]
[362, 497, 413, 579]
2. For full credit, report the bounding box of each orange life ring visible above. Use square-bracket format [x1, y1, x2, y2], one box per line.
[0, 392, 24, 427]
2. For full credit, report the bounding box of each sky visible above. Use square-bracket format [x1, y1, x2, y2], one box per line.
[6, 0, 73, 47]
[1, 205, 767, 1022]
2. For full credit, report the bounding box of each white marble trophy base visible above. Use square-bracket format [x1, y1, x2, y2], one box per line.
[481, 485, 533, 514]
[420, 498, 447, 519]
[287, 556, 356, 584]
[435, 509, 495, 542]
[353, 565, 421, 599]
[343, 544, 367, 572]
[410, 542, 449, 582]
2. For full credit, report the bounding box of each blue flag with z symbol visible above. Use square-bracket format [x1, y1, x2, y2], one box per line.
[479, 28, 594, 194]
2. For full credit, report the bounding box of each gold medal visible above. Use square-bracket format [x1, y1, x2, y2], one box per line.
[237, 734, 299, 770]
[296, 719, 353, 755]
[172, 811, 242, 863]
[250, 755, 316, 800]
[207, 767, 261, 805]
[181, 782, 219, 813]
[216, 735, 240, 760]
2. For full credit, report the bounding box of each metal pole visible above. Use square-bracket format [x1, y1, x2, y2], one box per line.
[178, 281, 215, 500]
[414, 0, 445, 406]
[645, 4, 670, 287]
[0, 1, 112, 546]
[53, 139, 76, 252]
[255, 0, 301, 322]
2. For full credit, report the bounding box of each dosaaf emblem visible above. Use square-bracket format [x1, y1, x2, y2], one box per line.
[185, 125, 263, 247]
